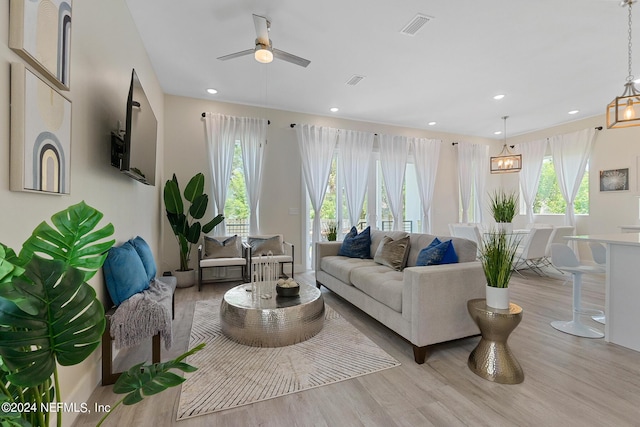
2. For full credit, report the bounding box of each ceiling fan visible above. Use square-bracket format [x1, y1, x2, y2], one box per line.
[217, 14, 311, 68]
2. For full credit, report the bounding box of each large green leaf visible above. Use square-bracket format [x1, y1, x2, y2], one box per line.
[188, 194, 208, 220]
[112, 343, 205, 405]
[19, 202, 115, 281]
[202, 214, 224, 234]
[183, 173, 204, 203]
[186, 223, 201, 245]
[0, 245, 34, 315]
[164, 177, 183, 215]
[0, 258, 105, 387]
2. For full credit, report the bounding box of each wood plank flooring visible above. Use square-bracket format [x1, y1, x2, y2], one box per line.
[73, 268, 640, 427]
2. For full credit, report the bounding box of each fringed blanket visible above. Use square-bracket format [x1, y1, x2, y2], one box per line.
[110, 278, 174, 350]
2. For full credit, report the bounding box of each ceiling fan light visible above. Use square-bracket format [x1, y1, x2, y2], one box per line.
[255, 47, 273, 64]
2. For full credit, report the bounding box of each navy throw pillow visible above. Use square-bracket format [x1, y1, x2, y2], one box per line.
[338, 226, 371, 258]
[129, 236, 157, 282]
[440, 240, 459, 264]
[416, 238, 460, 266]
[103, 242, 150, 306]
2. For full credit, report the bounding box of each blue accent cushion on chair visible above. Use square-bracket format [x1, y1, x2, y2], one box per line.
[129, 236, 157, 282]
[103, 241, 150, 306]
[416, 238, 459, 266]
[338, 226, 372, 258]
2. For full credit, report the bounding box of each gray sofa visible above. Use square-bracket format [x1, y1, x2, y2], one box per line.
[315, 229, 485, 364]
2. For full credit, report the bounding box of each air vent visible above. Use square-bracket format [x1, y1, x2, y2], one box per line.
[400, 13, 433, 36]
[345, 75, 365, 86]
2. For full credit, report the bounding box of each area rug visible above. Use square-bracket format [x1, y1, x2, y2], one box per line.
[176, 298, 400, 420]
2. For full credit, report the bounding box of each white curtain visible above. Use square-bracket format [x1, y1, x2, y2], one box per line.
[204, 113, 239, 236]
[338, 130, 374, 227]
[239, 118, 268, 234]
[473, 144, 490, 223]
[516, 139, 547, 224]
[412, 138, 441, 233]
[550, 128, 597, 226]
[457, 142, 475, 222]
[296, 125, 339, 244]
[379, 135, 410, 230]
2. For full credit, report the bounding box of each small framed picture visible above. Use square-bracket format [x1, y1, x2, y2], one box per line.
[9, 0, 73, 90]
[10, 63, 72, 195]
[600, 168, 629, 192]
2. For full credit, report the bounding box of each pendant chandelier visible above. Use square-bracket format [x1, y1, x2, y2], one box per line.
[607, 0, 640, 128]
[490, 116, 522, 174]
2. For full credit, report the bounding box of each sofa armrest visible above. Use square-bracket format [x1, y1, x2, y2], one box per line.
[403, 261, 486, 347]
[314, 241, 342, 270]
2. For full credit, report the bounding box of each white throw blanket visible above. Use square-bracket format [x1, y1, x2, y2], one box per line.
[109, 278, 173, 350]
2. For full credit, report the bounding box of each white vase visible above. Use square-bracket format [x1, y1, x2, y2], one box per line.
[486, 285, 510, 309]
[174, 269, 195, 288]
[496, 222, 513, 233]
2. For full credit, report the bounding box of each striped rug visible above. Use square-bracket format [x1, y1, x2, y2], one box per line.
[176, 298, 400, 420]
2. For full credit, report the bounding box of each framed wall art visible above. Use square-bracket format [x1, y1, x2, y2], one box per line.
[9, 0, 73, 91]
[599, 168, 629, 192]
[10, 63, 72, 195]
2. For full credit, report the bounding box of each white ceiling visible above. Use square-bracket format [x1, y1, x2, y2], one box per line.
[125, 0, 632, 138]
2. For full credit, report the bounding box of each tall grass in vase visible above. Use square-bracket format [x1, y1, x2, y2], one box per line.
[480, 230, 521, 309]
[489, 190, 518, 224]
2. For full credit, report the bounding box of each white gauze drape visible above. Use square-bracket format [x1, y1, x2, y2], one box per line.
[296, 125, 338, 243]
[412, 138, 441, 233]
[204, 113, 239, 236]
[516, 139, 547, 224]
[240, 118, 268, 234]
[379, 135, 410, 230]
[338, 130, 374, 227]
[550, 128, 597, 226]
[457, 142, 474, 222]
[473, 144, 489, 223]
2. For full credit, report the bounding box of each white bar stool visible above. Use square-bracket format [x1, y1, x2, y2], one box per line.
[588, 242, 607, 324]
[549, 244, 604, 338]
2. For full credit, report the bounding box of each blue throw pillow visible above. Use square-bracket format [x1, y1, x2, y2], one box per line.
[338, 226, 371, 258]
[441, 240, 459, 264]
[103, 242, 150, 306]
[416, 238, 460, 266]
[129, 236, 157, 281]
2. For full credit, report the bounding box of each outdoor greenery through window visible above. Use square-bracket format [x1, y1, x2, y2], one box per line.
[226, 142, 250, 236]
[533, 156, 589, 214]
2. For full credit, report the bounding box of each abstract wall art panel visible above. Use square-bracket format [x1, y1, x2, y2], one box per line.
[599, 168, 629, 192]
[11, 63, 72, 195]
[9, 0, 72, 91]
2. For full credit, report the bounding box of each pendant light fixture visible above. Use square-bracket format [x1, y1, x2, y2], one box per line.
[490, 116, 522, 174]
[607, 0, 640, 128]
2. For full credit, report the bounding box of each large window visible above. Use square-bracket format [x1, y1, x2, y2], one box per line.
[533, 156, 589, 215]
[225, 142, 250, 236]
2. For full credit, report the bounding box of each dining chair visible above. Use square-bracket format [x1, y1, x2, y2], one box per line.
[449, 224, 482, 257]
[588, 242, 607, 324]
[549, 243, 604, 338]
[512, 227, 554, 275]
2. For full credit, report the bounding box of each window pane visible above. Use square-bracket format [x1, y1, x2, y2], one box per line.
[533, 156, 589, 215]
[226, 142, 249, 236]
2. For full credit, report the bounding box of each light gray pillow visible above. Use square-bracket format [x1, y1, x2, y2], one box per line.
[249, 235, 284, 255]
[204, 235, 242, 259]
[373, 235, 410, 271]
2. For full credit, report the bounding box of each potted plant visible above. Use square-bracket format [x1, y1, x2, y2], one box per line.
[479, 229, 521, 309]
[164, 173, 224, 287]
[489, 190, 518, 232]
[325, 221, 338, 241]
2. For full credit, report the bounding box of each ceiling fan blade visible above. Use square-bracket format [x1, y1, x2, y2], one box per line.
[252, 14, 270, 45]
[217, 49, 254, 61]
[273, 49, 311, 67]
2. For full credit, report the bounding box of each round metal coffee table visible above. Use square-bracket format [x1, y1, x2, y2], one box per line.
[220, 282, 325, 347]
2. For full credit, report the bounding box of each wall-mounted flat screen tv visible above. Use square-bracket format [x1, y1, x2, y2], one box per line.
[110, 69, 157, 185]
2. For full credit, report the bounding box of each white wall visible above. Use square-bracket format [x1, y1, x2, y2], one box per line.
[0, 1, 163, 425]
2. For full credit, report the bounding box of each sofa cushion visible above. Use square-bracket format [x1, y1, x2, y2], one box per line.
[103, 242, 150, 306]
[350, 265, 403, 312]
[204, 235, 242, 258]
[373, 235, 410, 271]
[321, 256, 377, 284]
[249, 235, 284, 255]
[129, 236, 157, 282]
[338, 226, 371, 258]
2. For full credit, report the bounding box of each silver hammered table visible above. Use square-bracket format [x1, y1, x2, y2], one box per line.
[220, 282, 325, 347]
[467, 298, 524, 384]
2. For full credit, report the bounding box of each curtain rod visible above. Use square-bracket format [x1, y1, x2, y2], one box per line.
[290, 124, 380, 135]
[451, 127, 603, 147]
[201, 113, 270, 124]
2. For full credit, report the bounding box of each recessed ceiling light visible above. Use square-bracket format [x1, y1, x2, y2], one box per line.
[330, 107, 339, 112]
[493, 94, 505, 100]
[206, 88, 218, 94]
[428, 121, 436, 126]
[568, 110, 579, 115]
[494, 131, 502, 135]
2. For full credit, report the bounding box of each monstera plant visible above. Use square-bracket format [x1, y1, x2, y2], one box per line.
[0, 202, 204, 427]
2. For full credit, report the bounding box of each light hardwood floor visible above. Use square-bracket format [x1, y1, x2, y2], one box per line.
[74, 268, 640, 427]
